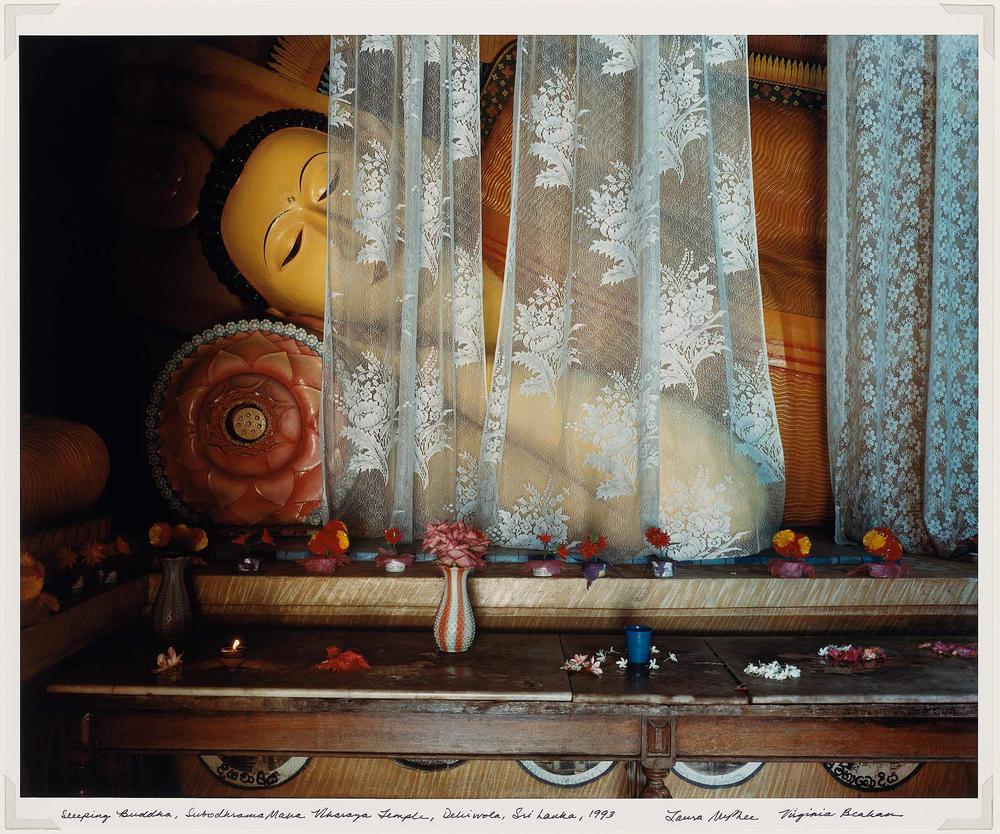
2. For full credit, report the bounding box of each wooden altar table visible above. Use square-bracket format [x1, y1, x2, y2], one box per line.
[46, 629, 977, 798]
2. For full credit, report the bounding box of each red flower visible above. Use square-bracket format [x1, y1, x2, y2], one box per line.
[862, 527, 903, 561]
[538, 533, 552, 547]
[232, 532, 249, 546]
[260, 528, 275, 546]
[309, 520, 350, 557]
[555, 544, 570, 560]
[384, 527, 403, 545]
[315, 646, 370, 672]
[645, 527, 671, 550]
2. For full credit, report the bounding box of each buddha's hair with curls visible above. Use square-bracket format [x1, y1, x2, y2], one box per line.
[198, 109, 328, 309]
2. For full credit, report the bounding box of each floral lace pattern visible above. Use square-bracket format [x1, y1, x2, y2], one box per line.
[659, 249, 725, 397]
[413, 350, 451, 489]
[512, 274, 583, 404]
[567, 364, 640, 501]
[658, 38, 707, 182]
[593, 35, 637, 75]
[353, 139, 394, 270]
[325, 36, 486, 539]
[326, 37, 355, 129]
[482, 36, 784, 559]
[578, 161, 657, 286]
[827, 36, 978, 555]
[527, 69, 586, 190]
[453, 246, 485, 368]
[488, 479, 570, 547]
[336, 352, 397, 482]
[448, 39, 480, 161]
[714, 140, 757, 275]
[659, 468, 746, 559]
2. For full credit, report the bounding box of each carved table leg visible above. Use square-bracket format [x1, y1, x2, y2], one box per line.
[639, 715, 676, 798]
[641, 766, 673, 798]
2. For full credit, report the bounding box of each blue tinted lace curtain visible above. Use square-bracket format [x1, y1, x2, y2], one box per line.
[827, 35, 978, 555]
[475, 36, 785, 560]
[323, 35, 486, 539]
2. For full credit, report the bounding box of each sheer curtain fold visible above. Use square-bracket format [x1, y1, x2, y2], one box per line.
[826, 35, 978, 555]
[476, 36, 785, 560]
[323, 35, 486, 540]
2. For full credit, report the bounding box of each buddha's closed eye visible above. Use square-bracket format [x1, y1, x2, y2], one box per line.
[281, 227, 304, 269]
[317, 165, 340, 203]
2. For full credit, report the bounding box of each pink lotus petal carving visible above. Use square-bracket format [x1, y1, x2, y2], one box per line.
[157, 326, 323, 525]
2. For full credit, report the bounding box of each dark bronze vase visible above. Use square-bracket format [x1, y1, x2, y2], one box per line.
[151, 555, 193, 641]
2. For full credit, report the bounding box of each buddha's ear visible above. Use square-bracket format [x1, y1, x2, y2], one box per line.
[106, 117, 214, 231]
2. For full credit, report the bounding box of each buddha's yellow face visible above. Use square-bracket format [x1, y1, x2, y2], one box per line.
[221, 127, 331, 321]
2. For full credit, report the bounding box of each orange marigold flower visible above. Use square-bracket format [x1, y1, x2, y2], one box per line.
[384, 527, 403, 545]
[772, 529, 810, 559]
[578, 539, 598, 560]
[82, 541, 106, 567]
[772, 529, 796, 549]
[862, 528, 887, 553]
[57, 546, 78, 570]
[173, 524, 209, 552]
[149, 521, 172, 548]
[555, 544, 570, 560]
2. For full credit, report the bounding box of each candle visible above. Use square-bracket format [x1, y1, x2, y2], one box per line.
[220, 638, 246, 671]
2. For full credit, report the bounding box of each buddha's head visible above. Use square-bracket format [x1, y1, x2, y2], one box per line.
[199, 109, 332, 322]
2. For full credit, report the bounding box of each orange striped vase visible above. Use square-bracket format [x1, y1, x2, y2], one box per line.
[432, 566, 476, 653]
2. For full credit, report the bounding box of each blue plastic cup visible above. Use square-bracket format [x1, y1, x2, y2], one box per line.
[624, 625, 653, 665]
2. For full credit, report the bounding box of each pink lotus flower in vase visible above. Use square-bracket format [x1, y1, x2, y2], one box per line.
[422, 520, 490, 571]
[422, 521, 490, 653]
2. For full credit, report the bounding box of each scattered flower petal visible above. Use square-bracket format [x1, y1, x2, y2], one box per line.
[744, 660, 801, 680]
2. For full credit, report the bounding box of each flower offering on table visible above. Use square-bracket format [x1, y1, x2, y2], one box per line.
[525, 533, 566, 576]
[423, 521, 490, 653]
[153, 646, 184, 677]
[744, 660, 801, 680]
[818, 644, 888, 664]
[314, 646, 370, 672]
[919, 641, 977, 657]
[376, 527, 413, 572]
[768, 529, 815, 578]
[645, 527, 676, 577]
[851, 527, 911, 577]
[301, 520, 351, 574]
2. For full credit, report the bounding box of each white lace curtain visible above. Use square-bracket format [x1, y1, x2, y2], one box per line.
[323, 35, 486, 540]
[827, 35, 978, 555]
[475, 36, 785, 559]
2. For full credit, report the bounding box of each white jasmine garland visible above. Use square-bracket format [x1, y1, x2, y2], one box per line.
[744, 660, 800, 680]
